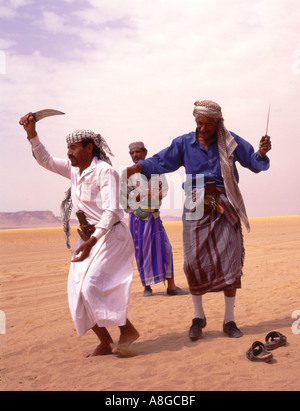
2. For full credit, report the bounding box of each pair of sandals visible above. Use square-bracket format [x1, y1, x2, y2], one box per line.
[246, 331, 287, 363]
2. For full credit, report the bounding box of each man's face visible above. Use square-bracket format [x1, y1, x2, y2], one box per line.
[129, 148, 147, 164]
[195, 114, 217, 141]
[67, 142, 92, 168]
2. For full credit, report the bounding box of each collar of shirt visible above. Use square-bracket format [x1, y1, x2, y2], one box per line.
[190, 130, 218, 151]
[75, 156, 98, 182]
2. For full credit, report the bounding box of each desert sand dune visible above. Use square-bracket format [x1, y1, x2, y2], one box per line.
[0, 216, 299, 391]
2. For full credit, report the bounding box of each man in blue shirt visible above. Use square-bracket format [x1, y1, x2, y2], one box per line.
[127, 100, 271, 340]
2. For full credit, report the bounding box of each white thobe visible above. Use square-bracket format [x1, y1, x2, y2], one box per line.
[29, 136, 134, 336]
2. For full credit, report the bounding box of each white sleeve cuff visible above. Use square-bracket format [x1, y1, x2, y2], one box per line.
[28, 135, 40, 148]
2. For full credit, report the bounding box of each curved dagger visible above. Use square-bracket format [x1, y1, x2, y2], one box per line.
[31, 109, 65, 122]
[19, 109, 65, 125]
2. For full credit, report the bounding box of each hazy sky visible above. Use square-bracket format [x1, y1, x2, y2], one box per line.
[0, 0, 299, 218]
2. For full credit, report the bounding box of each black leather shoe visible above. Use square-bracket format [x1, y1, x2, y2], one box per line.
[166, 286, 189, 296]
[223, 321, 243, 338]
[189, 317, 207, 341]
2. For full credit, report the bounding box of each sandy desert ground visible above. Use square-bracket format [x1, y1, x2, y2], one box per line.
[0, 216, 299, 391]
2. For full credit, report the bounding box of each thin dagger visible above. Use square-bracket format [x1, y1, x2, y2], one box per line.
[265, 104, 271, 137]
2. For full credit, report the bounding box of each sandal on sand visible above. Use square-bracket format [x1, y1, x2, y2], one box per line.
[265, 331, 287, 351]
[246, 341, 274, 363]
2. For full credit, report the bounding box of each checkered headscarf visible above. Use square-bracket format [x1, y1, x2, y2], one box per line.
[61, 130, 114, 251]
[66, 129, 114, 165]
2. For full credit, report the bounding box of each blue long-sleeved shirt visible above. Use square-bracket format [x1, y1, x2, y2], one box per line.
[139, 131, 270, 188]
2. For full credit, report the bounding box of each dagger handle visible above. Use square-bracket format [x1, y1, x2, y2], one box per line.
[19, 112, 36, 125]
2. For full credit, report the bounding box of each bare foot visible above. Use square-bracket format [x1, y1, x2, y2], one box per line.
[118, 319, 140, 346]
[84, 343, 113, 357]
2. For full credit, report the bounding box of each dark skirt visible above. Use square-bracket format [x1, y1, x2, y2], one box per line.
[183, 193, 244, 295]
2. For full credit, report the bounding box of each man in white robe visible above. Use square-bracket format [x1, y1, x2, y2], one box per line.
[20, 113, 139, 357]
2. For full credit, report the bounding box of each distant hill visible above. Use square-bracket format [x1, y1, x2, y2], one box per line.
[0, 211, 62, 229]
[0, 210, 181, 229]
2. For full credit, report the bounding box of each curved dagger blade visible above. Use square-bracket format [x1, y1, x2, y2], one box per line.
[32, 109, 65, 122]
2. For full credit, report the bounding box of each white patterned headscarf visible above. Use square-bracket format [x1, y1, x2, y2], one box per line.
[193, 100, 250, 232]
[61, 130, 114, 251]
